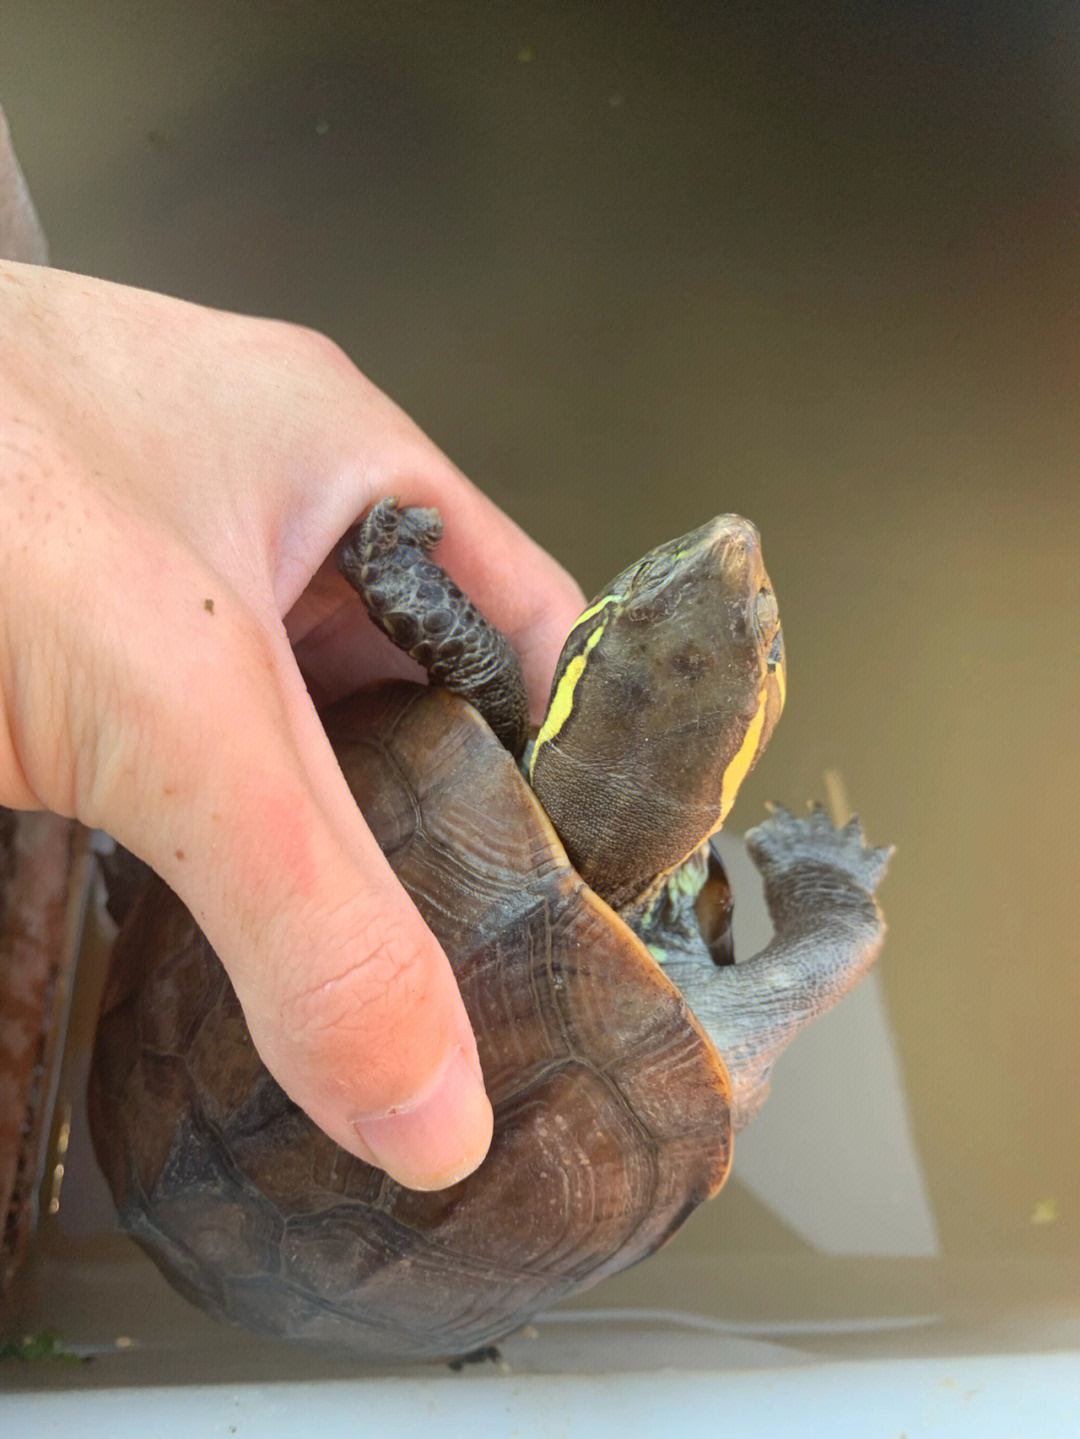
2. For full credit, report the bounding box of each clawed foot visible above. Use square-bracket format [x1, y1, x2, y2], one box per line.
[711, 805, 893, 1130]
[373, 498, 443, 555]
[745, 803, 893, 901]
[338, 498, 444, 582]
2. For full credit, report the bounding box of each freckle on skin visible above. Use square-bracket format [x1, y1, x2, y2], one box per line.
[175, 849, 185, 861]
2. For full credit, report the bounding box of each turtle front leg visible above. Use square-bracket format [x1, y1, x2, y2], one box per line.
[337, 499, 530, 757]
[679, 806, 893, 1132]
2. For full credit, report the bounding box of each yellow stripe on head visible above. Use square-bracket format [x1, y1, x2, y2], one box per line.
[715, 686, 769, 827]
[529, 616, 610, 779]
[564, 592, 620, 639]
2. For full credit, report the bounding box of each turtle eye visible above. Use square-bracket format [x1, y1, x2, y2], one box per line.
[633, 552, 673, 590]
[755, 587, 779, 638]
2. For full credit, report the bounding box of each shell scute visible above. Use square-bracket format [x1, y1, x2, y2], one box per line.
[88, 682, 732, 1362]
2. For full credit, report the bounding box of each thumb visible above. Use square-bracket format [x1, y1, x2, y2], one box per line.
[96, 585, 493, 1192]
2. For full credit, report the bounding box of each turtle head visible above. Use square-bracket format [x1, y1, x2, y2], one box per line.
[530, 515, 785, 911]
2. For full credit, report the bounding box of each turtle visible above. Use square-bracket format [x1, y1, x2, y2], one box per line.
[87, 499, 891, 1365]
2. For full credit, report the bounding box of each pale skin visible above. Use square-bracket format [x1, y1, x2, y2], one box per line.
[0, 259, 585, 1189]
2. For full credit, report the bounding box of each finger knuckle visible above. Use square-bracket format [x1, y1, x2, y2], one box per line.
[277, 904, 432, 1055]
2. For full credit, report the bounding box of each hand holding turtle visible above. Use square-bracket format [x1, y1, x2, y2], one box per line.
[89, 497, 892, 1361]
[0, 259, 585, 1189]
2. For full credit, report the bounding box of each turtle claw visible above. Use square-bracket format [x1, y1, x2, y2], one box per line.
[745, 803, 893, 900]
[762, 799, 794, 820]
[357, 497, 444, 558]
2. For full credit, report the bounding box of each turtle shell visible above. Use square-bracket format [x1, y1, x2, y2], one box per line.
[88, 681, 732, 1363]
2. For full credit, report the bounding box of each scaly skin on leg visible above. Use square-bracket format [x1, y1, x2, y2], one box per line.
[664, 805, 893, 1132]
[338, 499, 530, 757]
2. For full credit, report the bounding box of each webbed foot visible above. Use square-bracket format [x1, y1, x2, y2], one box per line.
[745, 803, 893, 909]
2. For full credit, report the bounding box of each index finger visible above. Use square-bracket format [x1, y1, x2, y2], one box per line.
[275, 362, 585, 717]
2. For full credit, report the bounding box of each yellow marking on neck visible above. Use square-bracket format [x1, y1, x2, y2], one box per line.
[773, 659, 786, 711]
[529, 617, 610, 777]
[716, 687, 768, 826]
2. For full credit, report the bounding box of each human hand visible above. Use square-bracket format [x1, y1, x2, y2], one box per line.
[0, 259, 584, 1189]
